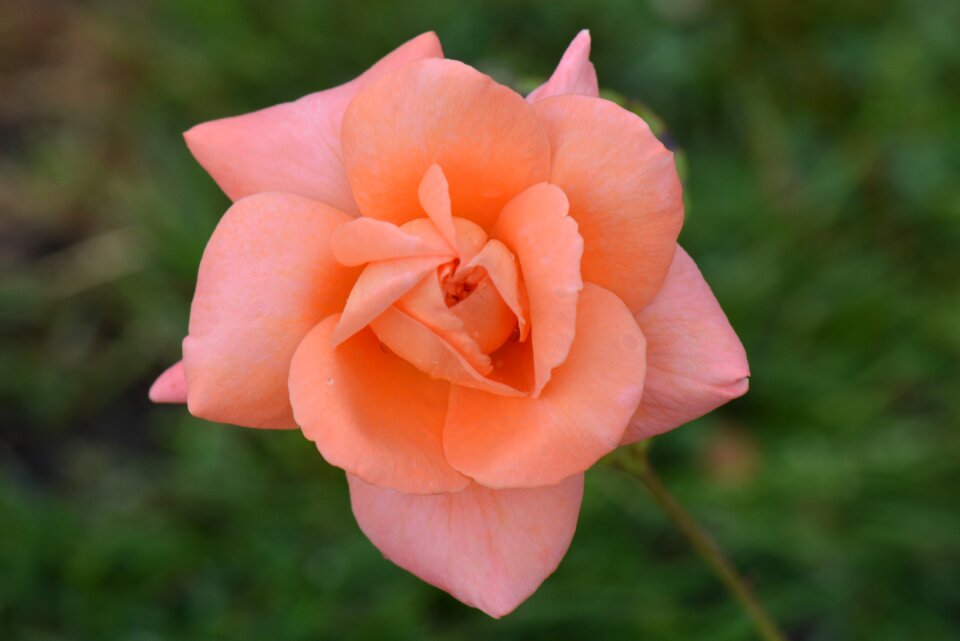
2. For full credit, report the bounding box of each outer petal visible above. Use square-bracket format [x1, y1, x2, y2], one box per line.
[493, 183, 582, 396]
[527, 30, 599, 103]
[444, 284, 645, 488]
[348, 472, 584, 618]
[182, 192, 359, 429]
[184, 32, 443, 214]
[533, 95, 683, 313]
[148, 360, 187, 404]
[290, 317, 469, 494]
[622, 247, 750, 444]
[341, 59, 551, 229]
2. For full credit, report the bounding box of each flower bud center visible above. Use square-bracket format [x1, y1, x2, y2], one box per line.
[441, 263, 484, 307]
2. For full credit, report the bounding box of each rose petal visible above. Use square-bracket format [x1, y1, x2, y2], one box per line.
[450, 218, 488, 265]
[533, 95, 683, 313]
[330, 217, 452, 266]
[527, 30, 599, 103]
[393, 273, 491, 373]
[331, 255, 450, 346]
[622, 247, 750, 444]
[289, 317, 469, 494]
[417, 164, 458, 250]
[183, 32, 443, 214]
[493, 183, 582, 396]
[461, 239, 529, 340]
[341, 59, 551, 229]
[348, 472, 584, 618]
[449, 278, 517, 354]
[444, 284, 645, 488]
[370, 306, 523, 397]
[182, 193, 359, 428]
[148, 360, 187, 404]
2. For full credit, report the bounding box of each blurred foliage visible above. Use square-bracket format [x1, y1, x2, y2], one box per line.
[1, 0, 959, 639]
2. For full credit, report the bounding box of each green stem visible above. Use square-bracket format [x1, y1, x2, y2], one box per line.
[615, 442, 788, 641]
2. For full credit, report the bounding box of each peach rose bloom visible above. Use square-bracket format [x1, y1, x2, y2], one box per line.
[150, 31, 749, 617]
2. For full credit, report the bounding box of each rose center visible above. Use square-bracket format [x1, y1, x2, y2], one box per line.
[353, 215, 524, 380]
[440, 262, 485, 307]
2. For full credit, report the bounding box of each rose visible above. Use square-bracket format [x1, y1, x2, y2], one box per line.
[150, 30, 749, 617]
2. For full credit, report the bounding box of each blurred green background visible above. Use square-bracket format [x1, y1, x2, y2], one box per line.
[2, 0, 958, 639]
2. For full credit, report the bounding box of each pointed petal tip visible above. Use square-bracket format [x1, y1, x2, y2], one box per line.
[412, 30, 442, 47]
[527, 30, 599, 103]
[728, 373, 751, 398]
[181, 122, 206, 154]
[328, 321, 351, 349]
[148, 360, 187, 404]
[419, 30, 441, 45]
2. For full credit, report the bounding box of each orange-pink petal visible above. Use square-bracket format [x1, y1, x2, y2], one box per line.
[493, 183, 582, 396]
[148, 360, 187, 404]
[449, 278, 517, 354]
[527, 30, 599, 103]
[622, 247, 749, 444]
[348, 472, 584, 618]
[450, 218, 488, 265]
[183, 32, 443, 214]
[330, 217, 452, 266]
[533, 95, 683, 313]
[460, 239, 529, 340]
[341, 59, 551, 229]
[289, 317, 469, 494]
[182, 193, 359, 429]
[370, 306, 523, 397]
[331, 255, 449, 346]
[393, 273, 491, 373]
[417, 164, 458, 250]
[443, 284, 645, 488]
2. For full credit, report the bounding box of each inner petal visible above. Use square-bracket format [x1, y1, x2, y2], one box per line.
[450, 218, 488, 265]
[370, 306, 522, 398]
[376, 245, 521, 385]
[394, 270, 492, 374]
[384, 253, 528, 390]
[331, 254, 449, 346]
[449, 277, 516, 354]
[331, 215, 481, 347]
[331, 217, 452, 266]
[493, 183, 583, 398]
[333, 208, 528, 396]
[418, 164, 458, 250]
[458, 239, 529, 341]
